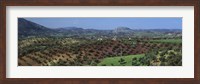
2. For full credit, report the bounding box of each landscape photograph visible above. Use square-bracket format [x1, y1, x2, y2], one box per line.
[18, 18, 182, 66]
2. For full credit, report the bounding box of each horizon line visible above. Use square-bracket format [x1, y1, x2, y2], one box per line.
[20, 18, 182, 30]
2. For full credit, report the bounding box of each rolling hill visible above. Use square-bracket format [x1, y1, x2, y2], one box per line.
[18, 18, 57, 38]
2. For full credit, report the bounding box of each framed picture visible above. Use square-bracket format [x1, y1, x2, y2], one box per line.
[0, 0, 199, 84]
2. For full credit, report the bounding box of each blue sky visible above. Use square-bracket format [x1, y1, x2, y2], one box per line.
[24, 18, 182, 30]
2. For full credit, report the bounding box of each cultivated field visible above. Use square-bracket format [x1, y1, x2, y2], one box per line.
[18, 18, 182, 66]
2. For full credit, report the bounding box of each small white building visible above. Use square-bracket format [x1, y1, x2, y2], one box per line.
[112, 36, 117, 41]
[167, 33, 172, 36]
[98, 38, 103, 41]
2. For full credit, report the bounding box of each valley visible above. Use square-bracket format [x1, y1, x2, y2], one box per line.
[18, 18, 182, 66]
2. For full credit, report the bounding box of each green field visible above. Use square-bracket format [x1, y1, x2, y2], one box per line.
[150, 39, 182, 44]
[97, 54, 145, 66]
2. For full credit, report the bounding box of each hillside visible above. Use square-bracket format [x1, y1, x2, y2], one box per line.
[18, 18, 57, 38]
[18, 18, 182, 66]
[18, 18, 182, 39]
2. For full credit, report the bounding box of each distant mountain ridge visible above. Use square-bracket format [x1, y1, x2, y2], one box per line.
[57, 27, 84, 30]
[113, 27, 133, 33]
[18, 18, 56, 37]
[18, 18, 182, 38]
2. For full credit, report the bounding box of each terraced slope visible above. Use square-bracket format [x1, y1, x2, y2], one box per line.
[18, 37, 181, 66]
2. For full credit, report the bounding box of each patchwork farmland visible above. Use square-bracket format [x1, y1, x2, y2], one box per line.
[18, 18, 182, 66]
